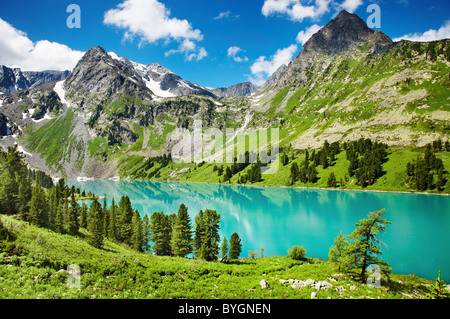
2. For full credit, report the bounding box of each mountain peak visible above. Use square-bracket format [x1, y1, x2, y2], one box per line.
[302, 10, 387, 56]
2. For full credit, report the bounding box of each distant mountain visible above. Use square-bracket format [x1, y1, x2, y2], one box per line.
[0, 65, 70, 94]
[211, 82, 258, 99]
[23, 70, 70, 89]
[0, 10, 448, 181]
[0, 66, 30, 94]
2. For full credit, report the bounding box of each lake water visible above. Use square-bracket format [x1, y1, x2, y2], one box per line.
[67, 179, 450, 282]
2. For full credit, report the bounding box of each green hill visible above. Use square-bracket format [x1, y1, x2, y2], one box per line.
[0, 214, 442, 299]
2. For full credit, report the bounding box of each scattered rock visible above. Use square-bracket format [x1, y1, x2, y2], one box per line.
[248, 289, 256, 292]
[350, 285, 357, 291]
[311, 292, 317, 299]
[260, 280, 270, 289]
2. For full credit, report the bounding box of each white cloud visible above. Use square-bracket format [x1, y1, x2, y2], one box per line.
[227, 46, 249, 63]
[393, 21, 450, 42]
[213, 10, 239, 20]
[262, 0, 331, 22]
[296, 24, 322, 45]
[104, 0, 206, 61]
[0, 18, 84, 71]
[249, 44, 298, 85]
[166, 39, 208, 62]
[339, 0, 364, 13]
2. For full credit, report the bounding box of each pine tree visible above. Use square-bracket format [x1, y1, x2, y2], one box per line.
[28, 185, 47, 227]
[142, 214, 151, 252]
[193, 209, 221, 261]
[117, 196, 134, 244]
[343, 209, 392, 282]
[194, 210, 206, 258]
[108, 198, 117, 240]
[171, 204, 193, 258]
[102, 199, 109, 238]
[328, 231, 349, 272]
[327, 172, 337, 187]
[150, 212, 174, 256]
[131, 210, 143, 251]
[87, 199, 104, 249]
[0, 170, 19, 215]
[221, 237, 228, 259]
[55, 202, 64, 233]
[17, 175, 32, 219]
[428, 270, 450, 299]
[67, 192, 80, 233]
[229, 232, 242, 260]
[80, 203, 88, 229]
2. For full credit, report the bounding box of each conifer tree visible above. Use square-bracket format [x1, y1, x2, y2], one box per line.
[0, 170, 18, 215]
[67, 193, 80, 233]
[28, 184, 47, 227]
[342, 209, 392, 282]
[142, 214, 151, 252]
[131, 210, 143, 251]
[328, 231, 349, 272]
[80, 203, 88, 229]
[171, 204, 193, 258]
[327, 172, 337, 187]
[55, 202, 64, 233]
[87, 199, 104, 249]
[102, 199, 109, 237]
[118, 196, 134, 244]
[150, 212, 173, 256]
[229, 232, 242, 260]
[108, 198, 117, 240]
[221, 236, 228, 259]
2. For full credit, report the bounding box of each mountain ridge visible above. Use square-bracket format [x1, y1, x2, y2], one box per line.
[0, 10, 448, 181]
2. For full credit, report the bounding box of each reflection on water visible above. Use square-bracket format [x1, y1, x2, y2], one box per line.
[68, 180, 450, 282]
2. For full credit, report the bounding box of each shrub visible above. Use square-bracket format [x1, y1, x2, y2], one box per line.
[288, 245, 306, 260]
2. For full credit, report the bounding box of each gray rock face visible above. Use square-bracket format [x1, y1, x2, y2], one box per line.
[0, 65, 70, 94]
[262, 64, 288, 88]
[64, 46, 153, 109]
[211, 82, 259, 98]
[0, 66, 30, 94]
[23, 70, 70, 89]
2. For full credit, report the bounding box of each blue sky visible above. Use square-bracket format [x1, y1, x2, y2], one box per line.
[0, 0, 449, 88]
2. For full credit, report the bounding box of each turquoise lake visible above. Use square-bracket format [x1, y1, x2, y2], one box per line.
[67, 179, 450, 282]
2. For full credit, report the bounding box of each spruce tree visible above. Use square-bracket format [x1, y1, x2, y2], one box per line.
[142, 214, 151, 252]
[55, 202, 64, 233]
[150, 212, 174, 256]
[221, 237, 228, 259]
[328, 231, 349, 272]
[229, 232, 242, 260]
[28, 185, 47, 227]
[108, 198, 117, 240]
[102, 199, 109, 238]
[131, 210, 143, 251]
[80, 203, 88, 229]
[171, 204, 193, 258]
[67, 193, 80, 233]
[87, 199, 104, 249]
[117, 196, 134, 244]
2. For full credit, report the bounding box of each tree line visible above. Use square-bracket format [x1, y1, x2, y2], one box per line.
[0, 146, 243, 260]
[286, 140, 341, 186]
[149, 204, 243, 261]
[344, 138, 388, 187]
[406, 140, 448, 192]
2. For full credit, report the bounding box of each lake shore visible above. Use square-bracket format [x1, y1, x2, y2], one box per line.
[116, 177, 450, 197]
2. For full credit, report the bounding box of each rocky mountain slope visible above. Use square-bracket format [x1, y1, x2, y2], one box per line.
[253, 10, 449, 150]
[0, 10, 448, 180]
[0, 65, 69, 94]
